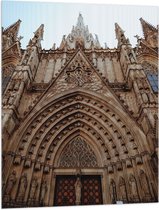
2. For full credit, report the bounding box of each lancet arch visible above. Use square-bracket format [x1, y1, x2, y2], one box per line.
[3, 88, 156, 207]
[8, 89, 149, 155]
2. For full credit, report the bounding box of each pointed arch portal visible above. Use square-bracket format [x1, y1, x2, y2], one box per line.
[3, 89, 156, 207]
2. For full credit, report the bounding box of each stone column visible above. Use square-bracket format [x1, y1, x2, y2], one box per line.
[102, 169, 107, 204]
[142, 153, 158, 200]
[48, 169, 56, 206]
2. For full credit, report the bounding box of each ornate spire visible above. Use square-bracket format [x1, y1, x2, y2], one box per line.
[140, 17, 157, 38]
[28, 24, 44, 48]
[139, 18, 157, 48]
[60, 13, 101, 50]
[115, 23, 129, 47]
[3, 19, 21, 40]
[2, 19, 22, 51]
[34, 24, 44, 40]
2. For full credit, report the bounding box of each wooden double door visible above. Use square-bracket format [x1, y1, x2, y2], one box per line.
[54, 175, 103, 206]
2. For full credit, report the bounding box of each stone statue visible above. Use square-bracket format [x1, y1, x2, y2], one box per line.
[40, 179, 48, 202]
[29, 177, 38, 200]
[75, 177, 82, 205]
[18, 173, 28, 200]
[118, 177, 127, 202]
[109, 179, 117, 204]
[141, 92, 149, 103]
[129, 174, 139, 201]
[5, 171, 17, 196]
[139, 170, 151, 197]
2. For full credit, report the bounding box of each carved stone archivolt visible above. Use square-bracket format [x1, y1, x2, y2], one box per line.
[59, 136, 98, 167]
[3, 91, 154, 206]
[9, 91, 147, 172]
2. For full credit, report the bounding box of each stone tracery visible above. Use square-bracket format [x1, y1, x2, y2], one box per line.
[59, 136, 98, 168]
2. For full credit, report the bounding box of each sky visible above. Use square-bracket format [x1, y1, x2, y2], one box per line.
[1, 0, 159, 50]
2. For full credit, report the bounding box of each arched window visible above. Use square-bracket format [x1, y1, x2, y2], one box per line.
[147, 73, 158, 93]
[2, 64, 15, 93]
[142, 61, 158, 93]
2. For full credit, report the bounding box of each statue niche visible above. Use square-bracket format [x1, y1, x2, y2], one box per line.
[129, 174, 140, 202]
[109, 179, 117, 204]
[40, 179, 48, 204]
[17, 173, 28, 201]
[118, 177, 128, 203]
[4, 171, 17, 200]
[29, 177, 38, 200]
[74, 177, 82, 205]
[139, 170, 152, 201]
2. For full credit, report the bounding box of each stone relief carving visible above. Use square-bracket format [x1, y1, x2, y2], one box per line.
[65, 64, 93, 87]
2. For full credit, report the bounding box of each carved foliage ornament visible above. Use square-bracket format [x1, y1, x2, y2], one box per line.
[59, 136, 98, 168]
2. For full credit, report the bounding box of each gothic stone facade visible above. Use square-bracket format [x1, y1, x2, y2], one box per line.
[2, 14, 158, 207]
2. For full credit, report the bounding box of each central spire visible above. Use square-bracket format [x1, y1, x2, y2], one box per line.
[59, 13, 101, 50]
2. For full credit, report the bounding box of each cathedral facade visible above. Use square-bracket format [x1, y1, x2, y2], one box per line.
[2, 14, 158, 207]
